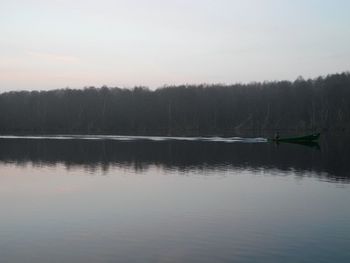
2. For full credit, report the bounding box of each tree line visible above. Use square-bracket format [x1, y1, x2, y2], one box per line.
[0, 72, 349, 135]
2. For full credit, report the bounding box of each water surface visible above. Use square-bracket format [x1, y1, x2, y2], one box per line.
[0, 135, 349, 262]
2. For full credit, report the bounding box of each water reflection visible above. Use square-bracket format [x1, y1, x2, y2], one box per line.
[0, 135, 349, 182]
[1, 136, 350, 263]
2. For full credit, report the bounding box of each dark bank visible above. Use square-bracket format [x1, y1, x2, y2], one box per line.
[0, 72, 349, 136]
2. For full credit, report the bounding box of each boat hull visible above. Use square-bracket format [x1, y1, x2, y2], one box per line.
[269, 133, 320, 142]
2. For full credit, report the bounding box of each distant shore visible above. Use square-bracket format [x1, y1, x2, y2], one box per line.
[1, 72, 349, 135]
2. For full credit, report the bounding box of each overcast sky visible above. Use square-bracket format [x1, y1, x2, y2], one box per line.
[1, 0, 350, 91]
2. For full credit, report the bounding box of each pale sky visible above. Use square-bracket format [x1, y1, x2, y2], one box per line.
[1, 0, 350, 91]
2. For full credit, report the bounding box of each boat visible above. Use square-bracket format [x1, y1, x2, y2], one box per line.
[269, 133, 320, 142]
[285, 141, 321, 150]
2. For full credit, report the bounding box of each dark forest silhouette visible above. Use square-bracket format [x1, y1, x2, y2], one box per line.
[0, 72, 349, 135]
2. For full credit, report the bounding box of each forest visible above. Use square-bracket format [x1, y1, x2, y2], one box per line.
[0, 72, 349, 136]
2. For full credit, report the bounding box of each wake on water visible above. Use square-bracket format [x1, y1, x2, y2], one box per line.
[0, 135, 268, 143]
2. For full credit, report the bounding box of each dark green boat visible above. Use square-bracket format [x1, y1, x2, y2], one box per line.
[269, 133, 320, 142]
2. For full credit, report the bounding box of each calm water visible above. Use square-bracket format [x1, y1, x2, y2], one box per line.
[0, 135, 349, 263]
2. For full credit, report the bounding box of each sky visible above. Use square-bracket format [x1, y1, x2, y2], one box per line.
[1, 0, 350, 91]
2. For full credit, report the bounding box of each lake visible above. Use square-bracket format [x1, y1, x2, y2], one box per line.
[0, 135, 349, 263]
